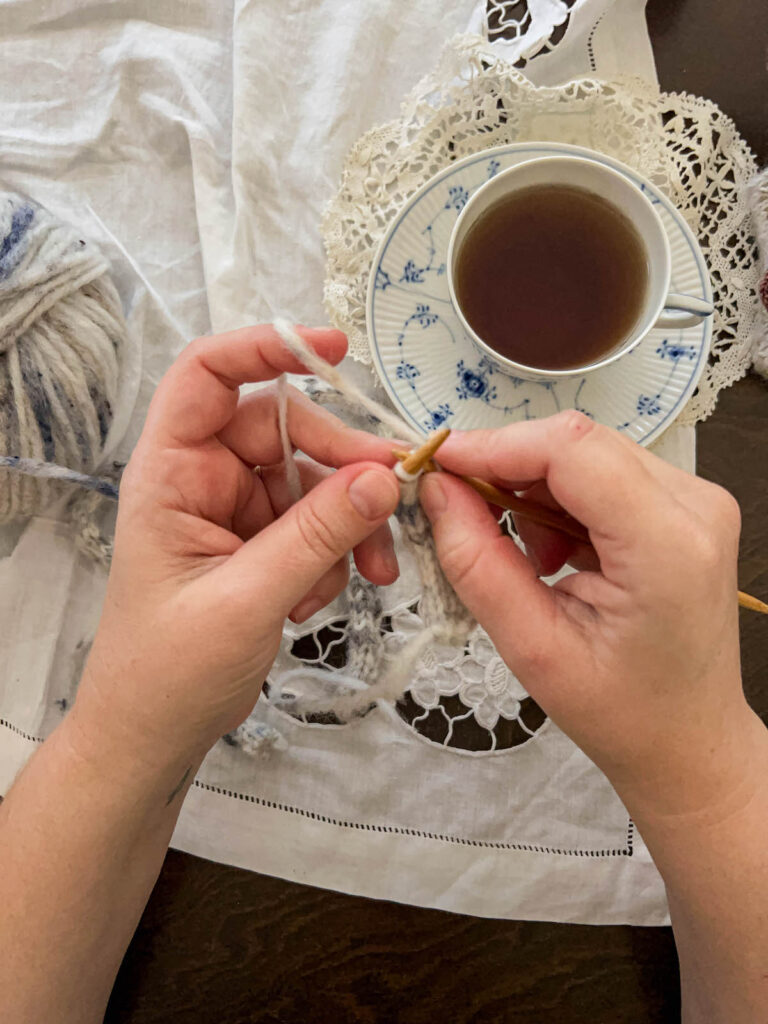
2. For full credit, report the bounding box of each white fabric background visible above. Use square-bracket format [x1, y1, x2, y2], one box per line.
[0, 0, 690, 923]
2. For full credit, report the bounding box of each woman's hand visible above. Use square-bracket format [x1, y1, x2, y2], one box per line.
[73, 325, 401, 764]
[420, 411, 762, 817]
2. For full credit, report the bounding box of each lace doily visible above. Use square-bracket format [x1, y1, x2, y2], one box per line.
[322, 34, 759, 426]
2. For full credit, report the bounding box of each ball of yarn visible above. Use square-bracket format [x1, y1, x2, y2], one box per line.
[0, 192, 127, 523]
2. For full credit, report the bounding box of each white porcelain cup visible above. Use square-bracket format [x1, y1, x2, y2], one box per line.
[446, 155, 713, 381]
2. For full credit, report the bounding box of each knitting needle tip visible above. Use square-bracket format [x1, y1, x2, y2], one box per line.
[738, 591, 768, 615]
[399, 428, 451, 476]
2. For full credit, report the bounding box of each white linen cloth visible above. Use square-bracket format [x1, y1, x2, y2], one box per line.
[0, 0, 691, 924]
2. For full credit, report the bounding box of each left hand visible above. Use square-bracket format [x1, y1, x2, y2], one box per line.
[73, 325, 401, 763]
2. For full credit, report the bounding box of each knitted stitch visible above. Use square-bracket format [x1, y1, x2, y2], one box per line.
[268, 320, 475, 722]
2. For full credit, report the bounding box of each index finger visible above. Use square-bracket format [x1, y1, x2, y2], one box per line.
[435, 412, 673, 548]
[144, 325, 348, 446]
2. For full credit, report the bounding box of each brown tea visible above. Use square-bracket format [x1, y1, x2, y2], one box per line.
[454, 184, 649, 370]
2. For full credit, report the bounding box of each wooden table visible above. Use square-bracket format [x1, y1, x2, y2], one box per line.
[106, 2, 768, 1020]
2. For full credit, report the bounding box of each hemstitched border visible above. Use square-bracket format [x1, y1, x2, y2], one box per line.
[192, 779, 635, 858]
[0, 718, 635, 858]
[0, 717, 45, 744]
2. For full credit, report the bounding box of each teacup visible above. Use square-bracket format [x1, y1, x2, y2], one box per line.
[446, 154, 713, 382]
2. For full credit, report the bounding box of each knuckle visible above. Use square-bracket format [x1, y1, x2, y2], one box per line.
[183, 336, 207, 365]
[312, 561, 350, 606]
[294, 500, 344, 562]
[514, 640, 552, 677]
[710, 485, 742, 534]
[486, 428, 516, 478]
[685, 523, 723, 573]
[553, 409, 598, 442]
[438, 532, 483, 589]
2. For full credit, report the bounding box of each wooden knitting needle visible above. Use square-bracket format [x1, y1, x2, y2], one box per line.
[737, 592, 768, 615]
[392, 447, 768, 616]
[392, 446, 589, 543]
[397, 428, 452, 475]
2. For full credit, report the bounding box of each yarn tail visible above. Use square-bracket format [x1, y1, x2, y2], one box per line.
[268, 629, 437, 722]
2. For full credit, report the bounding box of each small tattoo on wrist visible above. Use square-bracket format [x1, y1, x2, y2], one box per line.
[165, 765, 192, 806]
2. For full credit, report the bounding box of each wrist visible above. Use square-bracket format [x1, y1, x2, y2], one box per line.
[73, 653, 216, 772]
[613, 704, 768, 832]
[63, 691, 207, 808]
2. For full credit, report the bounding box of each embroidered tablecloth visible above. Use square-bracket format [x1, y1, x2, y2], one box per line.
[0, 0, 757, 923]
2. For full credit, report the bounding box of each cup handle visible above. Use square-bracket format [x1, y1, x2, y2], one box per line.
[654, 293, 713, 329]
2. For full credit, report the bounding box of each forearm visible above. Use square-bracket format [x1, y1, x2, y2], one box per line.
[620, 708, 768, 1024]
[0, 706, 204, 1024]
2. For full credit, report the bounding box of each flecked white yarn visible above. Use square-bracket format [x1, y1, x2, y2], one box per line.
[228, 718, 287, 757]
[269, 319, 475, 723]
[269, 630, 438, 720]
[0, 192, 127, 523]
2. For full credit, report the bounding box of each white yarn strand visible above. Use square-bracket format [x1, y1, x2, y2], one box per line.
[270, 629, 438, 721]
[276, 372, 303, 504]
[273, 318, 422, 445]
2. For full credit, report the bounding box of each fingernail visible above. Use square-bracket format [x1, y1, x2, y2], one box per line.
[290, 596, 324, 624]
[348, 469, 399, 520]
[420, 473, 447, 516]
[380, 535, 399, 580]
[525, 544, 544, 577]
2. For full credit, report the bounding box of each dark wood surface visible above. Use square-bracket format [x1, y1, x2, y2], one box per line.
[106, 2, 768, 1020]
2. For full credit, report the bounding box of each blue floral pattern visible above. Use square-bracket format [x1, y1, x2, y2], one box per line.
[368, 144, 710, 446]
[656, 340, 698, 361]
[374, 267, 392, 291]
[396, 361, 419, 381]
[425, 404, 453, 429]
[400, 259, 424, 284]
[456, 358, 495, 400]
[445, 185, 469, 211]
[455, 357, 532, 417]
[636, 394, 662, 415]
[413, 303, 438, 328]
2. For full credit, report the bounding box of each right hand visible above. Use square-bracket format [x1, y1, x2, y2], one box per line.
[419, 411, 761, 818]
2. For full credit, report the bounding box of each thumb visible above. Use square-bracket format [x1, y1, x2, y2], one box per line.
[227, 463, 400, 618]
[419, 472, 555, 669]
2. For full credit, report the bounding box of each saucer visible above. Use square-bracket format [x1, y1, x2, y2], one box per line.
[366, 142, 712, 445]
